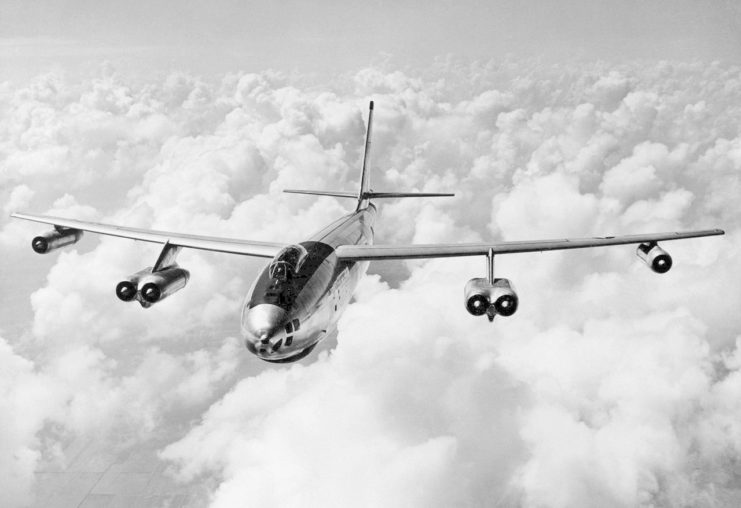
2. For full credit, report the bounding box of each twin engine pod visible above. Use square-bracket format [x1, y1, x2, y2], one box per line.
[115, 266, 190, 308]
[464, 277, 519, 322]
[32, 228, 83, 254]
[636, 242, 672, 273]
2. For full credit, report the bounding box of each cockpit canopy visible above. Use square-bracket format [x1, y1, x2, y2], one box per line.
[268, 244, 308, 281]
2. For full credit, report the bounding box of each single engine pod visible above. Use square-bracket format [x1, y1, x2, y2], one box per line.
[636, 242, 673, 274]
[32, 228, 83, 254]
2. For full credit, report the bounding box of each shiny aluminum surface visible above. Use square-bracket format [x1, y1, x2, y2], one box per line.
[240, 206, 376, 362]
[242, 303, 287, 356]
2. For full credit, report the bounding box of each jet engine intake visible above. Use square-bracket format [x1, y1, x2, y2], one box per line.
[139, 267, 190, 304]
[636, 243, 672, 274]
[464, 277, 519, 320]
[32, 228, 83, 254]
[115, 267, 152, 302]
[492, 281, 518, 317]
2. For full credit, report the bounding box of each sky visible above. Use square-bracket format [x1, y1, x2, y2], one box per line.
[2, 0, 741, 79]
[1, 2, 741, 508]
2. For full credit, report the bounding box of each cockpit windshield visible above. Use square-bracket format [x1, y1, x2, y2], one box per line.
[268, 244, 308, 281]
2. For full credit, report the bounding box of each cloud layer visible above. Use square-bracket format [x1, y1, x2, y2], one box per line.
[1, 59, 740, 507]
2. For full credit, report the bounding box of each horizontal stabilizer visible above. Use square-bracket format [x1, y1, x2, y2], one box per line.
[283, 189, 358, 199]
[365, 192, 455, 199]
[284, 189, 455, 200]
[283, 189, 455, 199]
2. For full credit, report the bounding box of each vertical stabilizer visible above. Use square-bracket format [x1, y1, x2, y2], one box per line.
[283, 101, 454, 207]
[357, 101, 374, 210]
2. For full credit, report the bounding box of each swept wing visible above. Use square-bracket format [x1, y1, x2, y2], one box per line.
[11, 212, 285, 258]
[335, 229, 725, 261]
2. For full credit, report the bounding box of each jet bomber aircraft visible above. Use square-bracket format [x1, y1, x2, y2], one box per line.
[12, 102, 725, 363]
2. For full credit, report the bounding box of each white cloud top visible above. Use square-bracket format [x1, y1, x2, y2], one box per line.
[1, 59, 739, 507]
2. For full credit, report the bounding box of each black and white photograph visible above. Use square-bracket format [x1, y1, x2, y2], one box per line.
[1, 1, 740, 506]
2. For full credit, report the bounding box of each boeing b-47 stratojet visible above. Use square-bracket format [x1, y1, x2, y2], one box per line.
[12, 102, 724, 363]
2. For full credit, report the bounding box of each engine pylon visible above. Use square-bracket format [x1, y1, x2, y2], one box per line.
[463, 249, 519, 321]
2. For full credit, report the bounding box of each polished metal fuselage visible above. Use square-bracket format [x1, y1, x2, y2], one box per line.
[240, 205, 376, 362]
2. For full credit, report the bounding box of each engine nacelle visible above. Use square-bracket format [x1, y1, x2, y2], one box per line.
[464, 277, 519, 320]
[138, 267, 190, 305]
[115, 267, 153, 302]
[636, 243, 672, 274]
[32, 228, 83, 254]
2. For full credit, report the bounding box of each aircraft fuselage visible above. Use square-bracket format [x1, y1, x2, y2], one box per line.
[240, 205, 376, 362]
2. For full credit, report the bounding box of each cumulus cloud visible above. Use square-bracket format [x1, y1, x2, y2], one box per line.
[161, 267, 527, 508]
[1, 58, 740, 507]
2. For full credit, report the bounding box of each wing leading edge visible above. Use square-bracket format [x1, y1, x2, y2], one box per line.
[12, 213, 725, 261]
[335, 229, 725, 261]
[11, 212, 285, 258]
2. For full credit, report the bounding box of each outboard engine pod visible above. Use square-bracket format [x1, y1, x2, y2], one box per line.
[138, 267, 190, 304]
[636, 243, 673, 274]
[32, 229, 83, 254]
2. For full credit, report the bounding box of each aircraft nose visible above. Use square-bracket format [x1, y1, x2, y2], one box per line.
[241, 304, 287, 352]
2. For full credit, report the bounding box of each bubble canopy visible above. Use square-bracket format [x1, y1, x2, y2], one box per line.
[268, 244, 308, 281]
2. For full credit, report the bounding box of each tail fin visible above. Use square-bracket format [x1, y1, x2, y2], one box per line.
[283, 101, 454, 208]
[356, 100, 375, 210]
